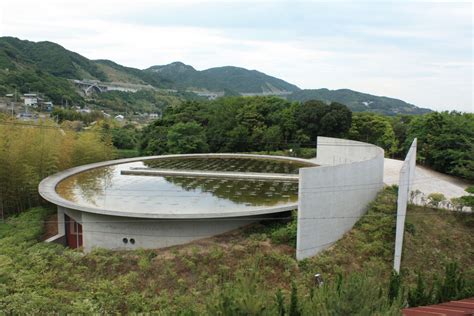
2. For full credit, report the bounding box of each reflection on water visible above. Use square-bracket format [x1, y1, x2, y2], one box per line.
[144, 157, 311, 174]
[163, 176, 298, 206]
[57, 167, 114, 205]
[56, 158, 303, 215]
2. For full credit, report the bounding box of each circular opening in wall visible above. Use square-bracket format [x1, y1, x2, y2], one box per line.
[130, 238, 135, 244]
[122, 238, 128, 244]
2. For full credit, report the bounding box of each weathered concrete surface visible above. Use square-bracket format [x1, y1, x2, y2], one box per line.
[121, 168, 299, 182]
[393, 139, 416, 273]
[39, 153, 313, 219]
[61, 206, 264, 252]
[384, 158, 470, 200]
[40, 153, 311, 251]
[296, 137, 384, 260]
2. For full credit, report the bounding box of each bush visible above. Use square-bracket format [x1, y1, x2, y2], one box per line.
[427, 193, 446, 208]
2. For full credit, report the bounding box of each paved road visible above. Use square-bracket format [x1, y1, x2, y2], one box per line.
[384, 158, 470, 200]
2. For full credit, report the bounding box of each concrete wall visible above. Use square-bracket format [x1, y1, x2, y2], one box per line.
[393, 139, 417, 273]
[296, 137, 385, 260]
[60, 206, 259, 252]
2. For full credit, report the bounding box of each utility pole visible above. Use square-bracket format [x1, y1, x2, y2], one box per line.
[11, 88, 15, 118]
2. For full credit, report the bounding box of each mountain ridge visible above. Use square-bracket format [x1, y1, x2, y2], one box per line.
[146, 62, 299, 94]
[286, 88, 432, 115]
[0, 37, 432, 115]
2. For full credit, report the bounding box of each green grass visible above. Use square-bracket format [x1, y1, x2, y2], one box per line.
[0, 188, 472, 314]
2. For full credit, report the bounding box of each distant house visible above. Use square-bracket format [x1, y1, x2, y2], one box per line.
[149, 113, 161, 120]
[23, 93, 38, 107]
[114, 115, 125, 121]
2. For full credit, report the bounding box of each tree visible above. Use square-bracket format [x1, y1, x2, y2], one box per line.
[460, 186, 474, 208]
[166, 122, 209, 154]
[295, 100, 329, 141]
[435, 262, 470, 303]
[408, 272, 433, 307]
[111, 125, 138, 150]
[262, 126, 283, 152]
[388, 270, 401, 302]
[289, 282, 301, 316]
[349, 113, 398, 155]
[0, 117, 115, 217]
[405, 112, 474, 181]
[319, 102, 352, 138]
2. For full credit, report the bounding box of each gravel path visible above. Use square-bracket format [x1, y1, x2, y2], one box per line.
[384, 158, 471, 200]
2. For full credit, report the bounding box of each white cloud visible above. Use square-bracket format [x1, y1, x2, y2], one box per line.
[0, 0, 472, 112]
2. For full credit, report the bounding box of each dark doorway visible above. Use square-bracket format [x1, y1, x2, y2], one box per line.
[65, 214, 83, 249]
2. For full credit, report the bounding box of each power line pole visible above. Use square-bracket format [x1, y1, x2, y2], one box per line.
[11, 87, 16, 118]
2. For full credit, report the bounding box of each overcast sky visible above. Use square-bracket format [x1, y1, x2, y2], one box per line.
[0, 0, 472, 112]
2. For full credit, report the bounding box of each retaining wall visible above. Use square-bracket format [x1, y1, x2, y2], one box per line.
[296, 137, 385, 260]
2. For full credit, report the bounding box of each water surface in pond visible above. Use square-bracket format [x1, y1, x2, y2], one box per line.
[143, 157, 312, 174]
[56, 158, 305, 215]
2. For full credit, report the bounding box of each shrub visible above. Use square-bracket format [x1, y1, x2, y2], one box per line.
[427, 193, 446, 208]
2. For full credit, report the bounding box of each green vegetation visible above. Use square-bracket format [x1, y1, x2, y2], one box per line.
[52, 108, 104, 124]
[0, 37, 106, 80]
[137, 98, 473, 183]
[1, 37, 433, 117]
[401, 111, 474, 180]
[427, 193, 447, 208]
[0, 69, 82, 104]
[0, 117, 115, 217]
[116, 148, 140, 159]
[110, 124, 139, 150]
[146, 62, 299, 94]
[0, 188, 471, 313]
[95, 59, 171, 88]
[460, 186, 474, 210]
[139, 97, 352, 155]
[349, 112, 398, 155]
[287, 88, 431, 115]
[93, 89, 182, 114]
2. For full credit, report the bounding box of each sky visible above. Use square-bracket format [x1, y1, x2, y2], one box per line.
[0, 0, 472, 112]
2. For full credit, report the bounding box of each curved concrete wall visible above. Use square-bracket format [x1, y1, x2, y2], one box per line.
[296, 137, 385, 260]
[59, 206, 258, 252]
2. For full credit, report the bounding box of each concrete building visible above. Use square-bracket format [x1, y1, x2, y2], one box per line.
[40, 154, 314, 252]
[23, 93, 38, 107]
[40, 138, 385, 257]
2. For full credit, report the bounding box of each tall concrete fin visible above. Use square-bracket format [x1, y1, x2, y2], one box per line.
[393, 138, 417, 273]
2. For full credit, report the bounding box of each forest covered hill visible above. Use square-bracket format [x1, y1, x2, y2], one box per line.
[0, 37, 433, 115]
[286, 88, 431, 115]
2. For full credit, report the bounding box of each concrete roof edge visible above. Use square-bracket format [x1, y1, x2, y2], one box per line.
[39, 153, 312, 219]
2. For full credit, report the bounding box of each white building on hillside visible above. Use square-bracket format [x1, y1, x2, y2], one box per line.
[23, 93, 38, 107]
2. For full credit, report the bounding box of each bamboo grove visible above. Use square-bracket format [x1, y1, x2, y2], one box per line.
[0, 116, 115, 218]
